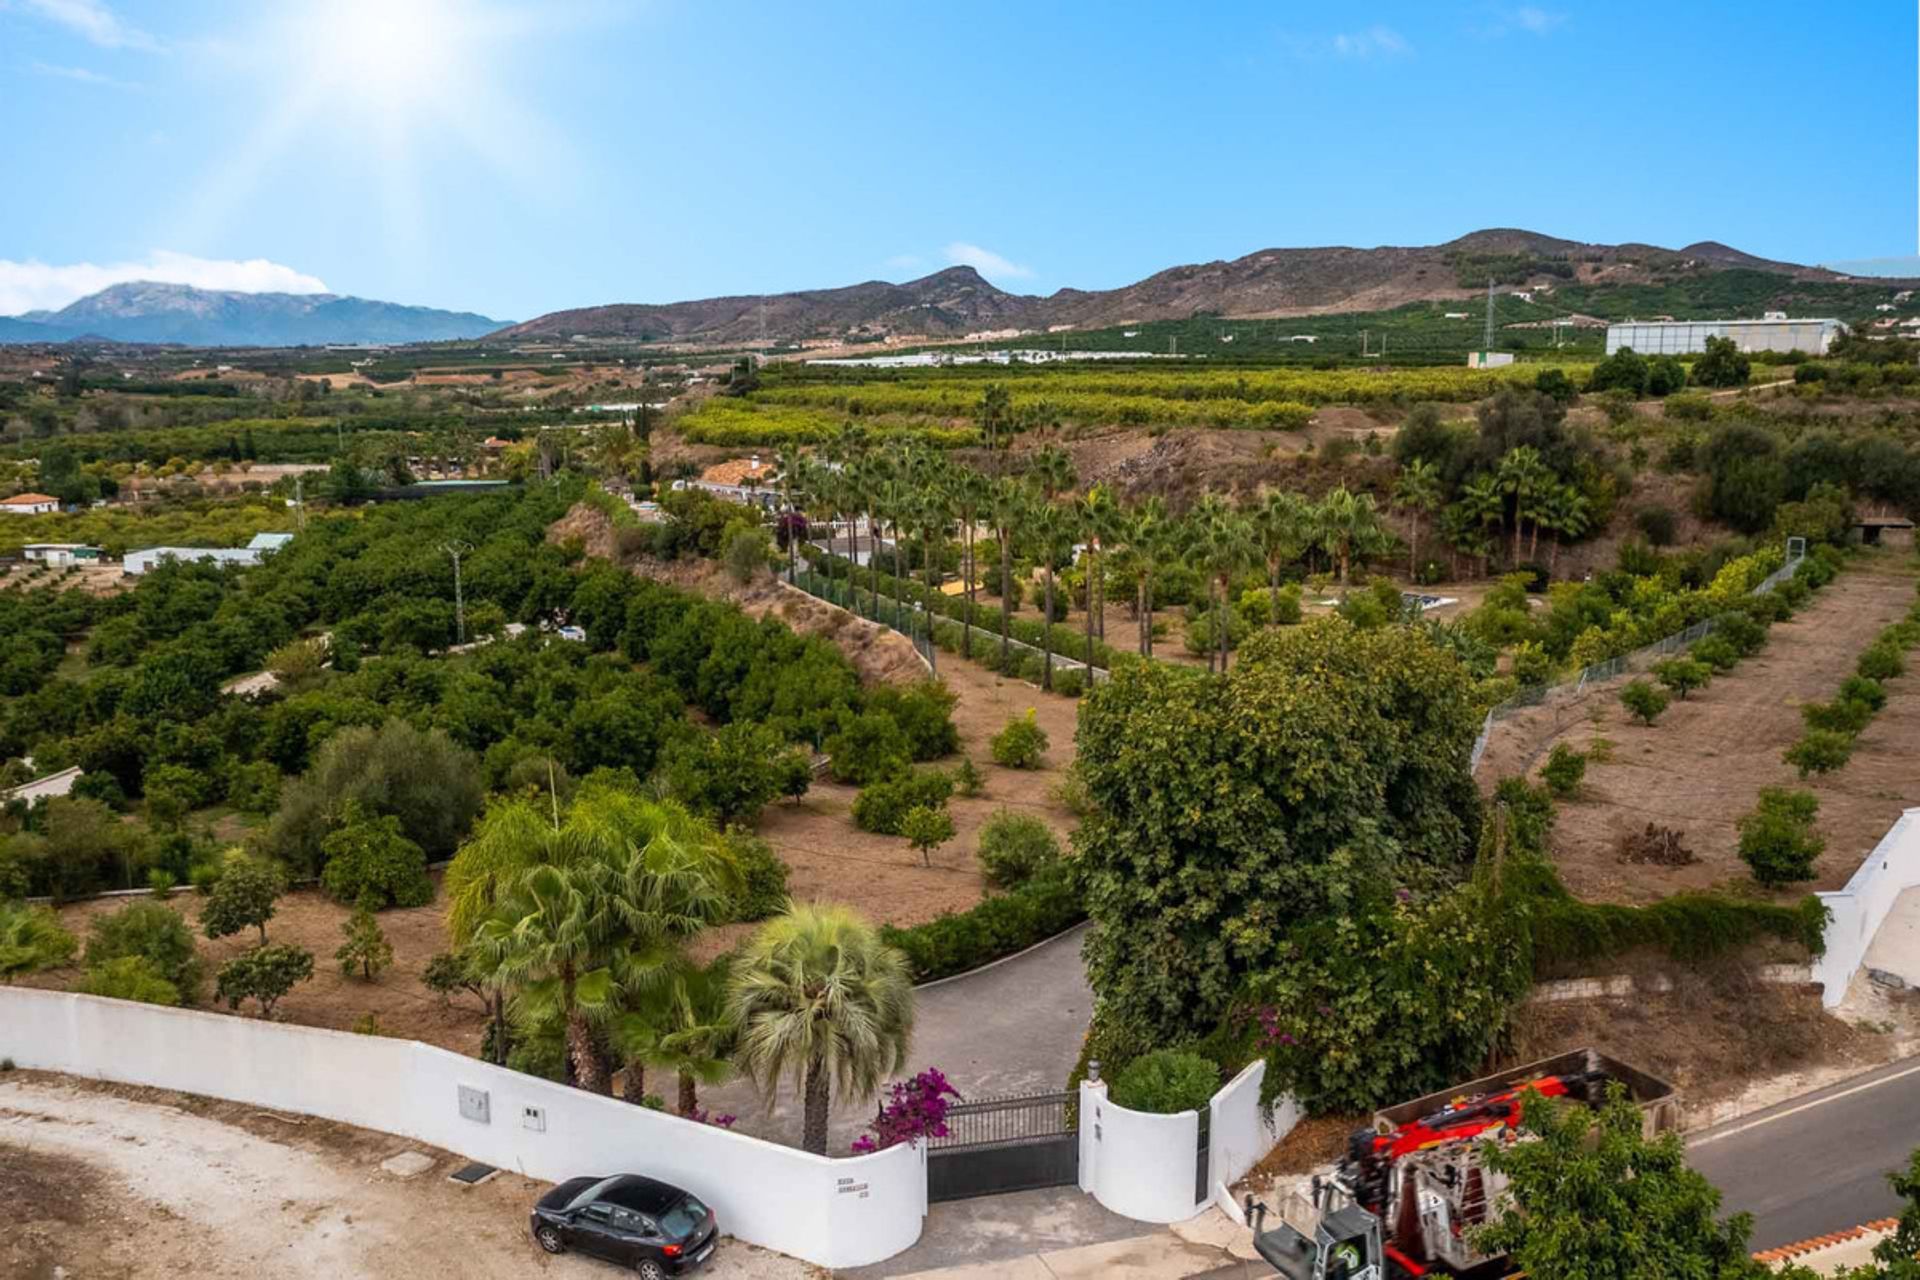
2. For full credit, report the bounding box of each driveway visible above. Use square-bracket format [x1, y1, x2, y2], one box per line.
[706, 923, 1095, 1153]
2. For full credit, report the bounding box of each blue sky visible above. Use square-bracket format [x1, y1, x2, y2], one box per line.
[1, 0, 1914, 320]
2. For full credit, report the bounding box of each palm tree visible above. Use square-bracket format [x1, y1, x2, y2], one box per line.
[1392, 459, 1443, 579]
[1253, 490, 1309, 607]
[0, 901, 75, 984]
[1191, 496, 1256, 673]
[1457, 474, 1506, 578]
[1031, 445, 1076, 504]
[1118, 498, 1173, 657]
[728, 904, 914, 1156]
[1542, 483, 1591, 576]
[1314, 486, 1388, 588]
[1029, 500, 1077, 691]
[989, 478, 1027, 667]
[1497, 446, 1550, 564]
[952, 467, 991, 657]
[448, 785, 739, 1097]
[776, 446, 805, 580]
[616, 956, 738, 1117]
[976, 383, 1011, 457]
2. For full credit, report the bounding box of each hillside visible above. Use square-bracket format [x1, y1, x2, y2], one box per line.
[0, 282, 507, 347]
[500, 229, 1909, 344]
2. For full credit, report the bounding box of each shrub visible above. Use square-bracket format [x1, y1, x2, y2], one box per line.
[1110, 1049, 1219, 1115]
[880, 860, 1081, 982]
[723, 834, 790, 922]
[866, 682, 960, 761]
[1690, 635, 1740, 673]
[902, 805, 956, 868]
[990, 710, 1050, 769]
[318, 805, 433, 910]
[215, 943, 314, 1018]
[1653, 658, 1710, 701]
[952, 756, 985, 798]
[77, 956, 181, 1006]
[83, 901, 203, 1003]
[1540, 745, 1587, 798]
[0, 902, 78, 982]
[825, 711, 912, 785]
[1619, 680, 1670, 726]
[1634, 506, 1678, 546]
[1664, 392, 1713, 422]
[1858, 642, 1905, 682]
[720, 522, 771, 584]
[1739, 788, 1824, 887]
[335, 908, 394, 981]
[852, 769, 955, 836]
[1839, 675, 1887, 711]
[1053, 669, 1086, 698]
[977, 810, 1063, 889]
[1802, 698, 1874, 736]
[1784, 729, 1853, 779]
[201, 852, 287, 945]
[1712, 610, 1768, 657]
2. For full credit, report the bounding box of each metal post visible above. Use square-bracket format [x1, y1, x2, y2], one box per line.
[443, 540, 473, 645]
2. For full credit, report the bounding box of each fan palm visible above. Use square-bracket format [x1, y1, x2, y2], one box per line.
[989, 479, 1028, 667]
[615, 956, 739, 1117]
[1497, 446, 1551, 563]
[728, 904, 914, 1156]
[1029, 500, 1078, 690]
[1312, 486, 1386, 588]
[1392, 459, 1443, 578]
[1253, 489, 1309, 607]
[1458, 473, 1506, 577]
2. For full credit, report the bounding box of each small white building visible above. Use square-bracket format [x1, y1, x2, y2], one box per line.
[23, 543, 102, 566]
[1467, 351, 1516, 368]
[123, 546, 264, 576]
[0, 492, 59, 516]
[246, 532, 294, 555]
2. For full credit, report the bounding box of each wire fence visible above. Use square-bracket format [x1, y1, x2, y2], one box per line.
[1466, 550, 1806, 774]
[783, 565, 1111, 685]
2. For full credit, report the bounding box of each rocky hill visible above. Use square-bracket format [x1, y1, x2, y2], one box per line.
[0, 282, 506, 347]
[500, 229, 1876, 344]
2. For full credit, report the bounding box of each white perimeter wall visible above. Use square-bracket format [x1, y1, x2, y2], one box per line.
[1078, 1063, 1300, 1225]
[1814, 807, 1920, 1006]
[0, 987, 925, 1270]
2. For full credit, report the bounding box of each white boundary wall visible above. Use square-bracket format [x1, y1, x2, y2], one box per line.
[0, 988, 925, 1270]
[1078, 1063, 1300, 1225]
[1813, 807, 1920, 1007]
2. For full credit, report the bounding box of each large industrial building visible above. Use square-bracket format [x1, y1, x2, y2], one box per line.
[1605, 316, 1846, 357]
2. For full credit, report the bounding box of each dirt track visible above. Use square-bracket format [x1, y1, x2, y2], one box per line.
[0, 1072, 809, 1279]
[1529, 553, 1919, 904]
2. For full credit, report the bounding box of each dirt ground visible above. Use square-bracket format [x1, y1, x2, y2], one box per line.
[1483, 553, 1920, 903]
[0, 1071, 812, 1280]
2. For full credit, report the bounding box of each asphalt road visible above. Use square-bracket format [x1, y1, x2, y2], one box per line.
[1691, 1055, 1920, 1250]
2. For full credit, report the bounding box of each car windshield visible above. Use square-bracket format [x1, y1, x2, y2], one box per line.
[657, 1196, 707, 1240]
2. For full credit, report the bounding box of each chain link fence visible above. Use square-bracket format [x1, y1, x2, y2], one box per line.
[1467, 548, 1806, 774]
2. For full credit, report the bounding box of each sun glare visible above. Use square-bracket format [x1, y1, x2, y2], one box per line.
[294, 0, 474, 119]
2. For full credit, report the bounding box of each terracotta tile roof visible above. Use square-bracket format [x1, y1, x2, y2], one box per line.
[1751, 1218, 1899, 1264]
[1, 493, 57, 505]
[699, 458, 776, 487]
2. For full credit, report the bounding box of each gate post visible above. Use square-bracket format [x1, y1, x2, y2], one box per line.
[1077, 1073, 1107, 1195]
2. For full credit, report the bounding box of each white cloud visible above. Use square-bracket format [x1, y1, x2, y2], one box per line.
[1512, 7, 1566, 34]
[18, 0, 161, 50]
[942, 242, 1034, 281]
[0, 251, 330, 315]
[31, 60, 135, 87]
[1331, 25, 1410, 58]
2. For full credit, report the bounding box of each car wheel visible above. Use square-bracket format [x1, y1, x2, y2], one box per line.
[635, 1262, 666, 1280]
[535, 1225, 565, 1254]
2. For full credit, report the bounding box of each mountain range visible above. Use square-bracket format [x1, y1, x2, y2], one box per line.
[0, 282, 506, 347]
[499, 229, 1889, 345]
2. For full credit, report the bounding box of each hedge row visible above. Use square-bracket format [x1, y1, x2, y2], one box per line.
[879, 859, 1082, 983]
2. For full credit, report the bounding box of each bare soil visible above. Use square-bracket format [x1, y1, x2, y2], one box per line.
[0, 1071, 811, 1279]
[1520, 553, 1918, 904]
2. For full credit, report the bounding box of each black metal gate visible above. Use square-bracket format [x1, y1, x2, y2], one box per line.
[927, 1091, 1078, 1203]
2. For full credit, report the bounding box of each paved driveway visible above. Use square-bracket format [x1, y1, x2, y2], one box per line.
[705, 923, 1095, 1153]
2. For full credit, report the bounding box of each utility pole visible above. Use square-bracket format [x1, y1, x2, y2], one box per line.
[1484, 278, 1497, 353]
[293, 474, 307, 530]
[443, 540, 473, 644]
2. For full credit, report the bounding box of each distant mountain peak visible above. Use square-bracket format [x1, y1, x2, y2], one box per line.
[1, 282, 506, 347]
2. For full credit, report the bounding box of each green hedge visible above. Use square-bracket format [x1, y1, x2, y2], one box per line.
[880, 859, 1082, 982]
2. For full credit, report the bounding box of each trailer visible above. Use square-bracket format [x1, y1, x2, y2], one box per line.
[1247, 1049, 1678, 1280]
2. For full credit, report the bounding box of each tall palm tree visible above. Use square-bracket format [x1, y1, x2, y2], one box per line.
[1497, 446, 1550, 564]
[776, 446, 805, 580]
[1253, 489, 1309, 606]
[989, 478, 1027, 667]
[1314, 486, 1388, 588]
[1191, 495, 1256, 673]
[1392, 459, 1443, 579]
[449, 785, 739, 1097]
[728, 903, 914, 1156]
[952, 467, 991, 656]
[976, 383, 1011, 457]
[1029, 500, 1076, 691]
[1032, 445, 1076, 504]
[1458, 474, 1505, 578]
[1119, 498, 1172, 657]
[616, 956, 738, 1117]
[1542, 483, 1592, 576]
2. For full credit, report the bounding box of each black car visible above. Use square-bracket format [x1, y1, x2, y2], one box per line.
[530, 1173, 719, 1277]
